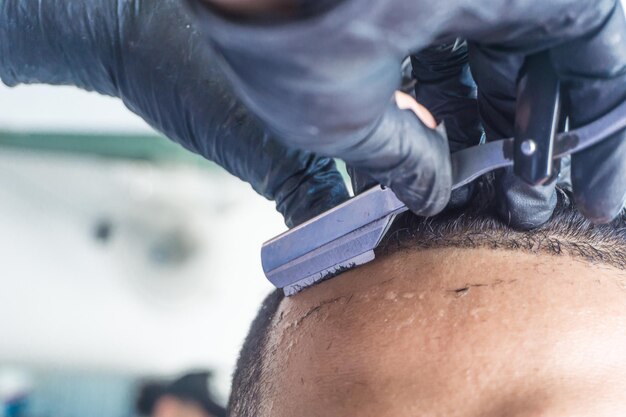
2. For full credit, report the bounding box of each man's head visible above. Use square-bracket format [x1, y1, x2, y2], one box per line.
[230, 181, 626, 417]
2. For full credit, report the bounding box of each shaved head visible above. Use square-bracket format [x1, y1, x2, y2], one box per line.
[230, 182, 626, 416]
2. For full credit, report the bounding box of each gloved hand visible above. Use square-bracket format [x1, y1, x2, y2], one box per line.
[0, 0, 349, 228]
[411, 40, 483, 209]
[468, 0, 626, 228]
[185, 0, 454, 217]
[186, 0, 625, 225]
[348, 40, 483, 204]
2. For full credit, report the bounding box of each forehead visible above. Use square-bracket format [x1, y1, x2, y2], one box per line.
[261, 248, 626, 417]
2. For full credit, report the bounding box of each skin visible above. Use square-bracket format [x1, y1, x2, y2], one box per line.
[153, 396, 212, 417]
[259, 248, 626, 417]
[395, 91, 437, 129]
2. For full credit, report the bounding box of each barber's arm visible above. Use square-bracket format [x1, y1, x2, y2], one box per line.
[0, 0, 349, 227]
[187, 0, 625, 225]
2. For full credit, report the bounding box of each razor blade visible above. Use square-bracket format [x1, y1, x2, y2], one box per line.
[261, 96, 626, 296]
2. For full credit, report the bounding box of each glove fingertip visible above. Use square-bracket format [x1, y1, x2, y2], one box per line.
[402, 181, 452, 217]
[496, 203, 555, 231]
[495, 170, 558, 231]
[571, 129, 626, 225]
[574, 193, 626, 225]
[280, 167, 350, 228]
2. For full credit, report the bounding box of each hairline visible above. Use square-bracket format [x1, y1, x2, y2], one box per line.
[378, 181, 626, 270]
[229, 183, 626, 415]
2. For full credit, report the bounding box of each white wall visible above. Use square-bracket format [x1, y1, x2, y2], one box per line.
[0, 85, 151, 134]
[0, 149, 284, 398]
[0, 68, 290, 401]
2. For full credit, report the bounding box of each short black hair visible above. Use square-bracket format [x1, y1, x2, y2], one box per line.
[227, 290, 284, 416]
[228, 179, 626, 416]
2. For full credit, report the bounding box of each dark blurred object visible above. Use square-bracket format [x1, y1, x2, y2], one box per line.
[93, 218, 114, 244]
[136, 372, 226, 417]
[3, 395, 28, 417]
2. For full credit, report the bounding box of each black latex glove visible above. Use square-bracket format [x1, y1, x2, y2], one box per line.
[185, 0, 453, 217]
[348, 40, 482, 202]
[468, 1, 626, 227]
[0, 0, 349, 228]
[186, 0, 626, 225]
[411, 40, 483, 209]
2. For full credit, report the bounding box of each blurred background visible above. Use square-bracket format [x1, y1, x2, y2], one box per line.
[0, 83, 286, 416]
[4, 4, 625, 414]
